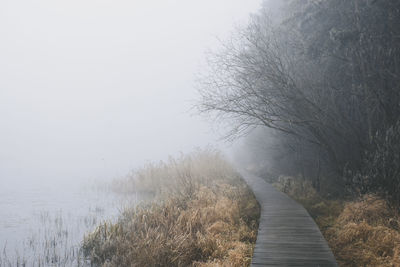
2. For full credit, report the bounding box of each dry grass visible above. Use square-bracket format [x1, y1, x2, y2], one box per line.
[83, 150, 260, 267]
[325, 195, 400, 267]
[274, 176, 400, 267]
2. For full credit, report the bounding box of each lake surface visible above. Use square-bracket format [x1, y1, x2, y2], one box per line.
[0, 177, 137, 266]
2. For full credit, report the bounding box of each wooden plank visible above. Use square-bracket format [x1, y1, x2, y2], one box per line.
[240, 170, 338, 267]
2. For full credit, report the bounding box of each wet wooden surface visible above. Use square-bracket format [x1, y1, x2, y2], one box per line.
[240, 170, 338, 267]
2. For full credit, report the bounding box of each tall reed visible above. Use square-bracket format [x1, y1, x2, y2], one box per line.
[83, 149, 260, 266]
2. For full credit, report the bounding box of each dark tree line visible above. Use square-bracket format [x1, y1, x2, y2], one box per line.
[199, 0, 400, 203]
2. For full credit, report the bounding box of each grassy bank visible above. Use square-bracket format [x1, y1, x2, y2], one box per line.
[274, 177, 400, 267]
[82, 150, 260, 266]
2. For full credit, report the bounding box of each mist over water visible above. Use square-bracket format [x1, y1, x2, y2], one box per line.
[0, 0, 262, 185]
[0, 0, 262, 265]
[0, 179, 132, 265]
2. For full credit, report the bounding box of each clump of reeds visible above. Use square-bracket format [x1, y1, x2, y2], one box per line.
[325, 195, 400, 266]
[82, 149, 260, 267]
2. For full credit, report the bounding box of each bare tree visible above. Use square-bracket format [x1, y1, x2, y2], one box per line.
[198, 0, 400, 198]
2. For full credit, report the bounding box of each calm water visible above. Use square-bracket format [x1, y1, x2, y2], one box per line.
[0, 177, 137, 266]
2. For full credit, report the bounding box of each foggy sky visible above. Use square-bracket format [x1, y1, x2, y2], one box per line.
[0, 0, 262, 183]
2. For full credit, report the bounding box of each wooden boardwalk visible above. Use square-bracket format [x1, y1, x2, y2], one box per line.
[240, 170, 338, 267]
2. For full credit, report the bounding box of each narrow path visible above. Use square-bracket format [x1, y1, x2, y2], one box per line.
[239, 170, 338, 267]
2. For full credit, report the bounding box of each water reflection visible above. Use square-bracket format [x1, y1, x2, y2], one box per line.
[0, 177, 137, 266]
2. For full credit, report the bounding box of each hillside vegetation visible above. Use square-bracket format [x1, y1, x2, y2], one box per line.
[199, 1, 400, 264]
[199, 0, 400, 204]
[82, 150, 260, 266]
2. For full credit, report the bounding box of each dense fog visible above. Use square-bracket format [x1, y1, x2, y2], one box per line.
[2, 1, 400, 265]
[0, 0, 262, 184]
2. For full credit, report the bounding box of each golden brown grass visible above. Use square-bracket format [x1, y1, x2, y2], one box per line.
[274, 176, 400, 267]
[83, 150, 260, 267]
[325, 195, 400, 267]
